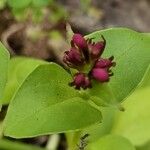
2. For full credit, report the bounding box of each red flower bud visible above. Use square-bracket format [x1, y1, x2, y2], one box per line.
[70, 73, 91, 89]
[63, 48, 83, 66]
[90, 41, 106, 59]
[92, 68, 109, 82]
[72, 34, 87, 49]
[95, 56, 115, 68]
[63, 33, 115, 90]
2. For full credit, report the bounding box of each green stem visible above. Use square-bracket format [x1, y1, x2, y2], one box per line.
[0, 121, 4, 139]
[66, 131, 81, 150]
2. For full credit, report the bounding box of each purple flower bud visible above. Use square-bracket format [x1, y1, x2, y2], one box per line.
[70, 73, 91, 89]
[72, 34, 87, 49]
[92, 68, 109, 82]
[95, 56, 115, 68]
[63, 48, 83, 66]
[90, 41, 106, 59]
[63, 33, 115, 90]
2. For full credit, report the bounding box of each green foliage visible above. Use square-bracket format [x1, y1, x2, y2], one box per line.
[88, 135, 135, 150]
[82, 28, 150, 149]
[87, 28, 150, 105]
[83, 107, 117, 142]
[84, 67, 150, 148]
[32, 0, 53, 7]
[3, 64, 101, 138]
[0, 0, 6, 9]
[6, 0, 66, 22]
[111, 69, 150, 146]
[137, 141, 150, 150]
[2, 28, 150, 145]
[1, 57, 47, 105]
[86, 87, 150, 148]
[11, 8, 29, 21]
[112, 87, 150, 146]
[7, 0, 31, 9]
[0, 139, 46, 150]
[0, 42, 10, 103]
[48, 4, 68, 23]
[7, 0, 53, 8]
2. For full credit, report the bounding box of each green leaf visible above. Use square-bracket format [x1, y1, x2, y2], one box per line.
[7, 0, 31, 8]
[111, 67, 150, 146]
[32, 0, 53, 7]
[0, 139, 46, 150]
[0, 0, 6, 9]
[111, 87, 150, 146]
[82, 107, 117, 142]
[84, 67, 150, 147]
[1, 57, 47, 104]
[0, 42, 10, 102]
[137, 141, 150, 150]
[86, 28, 150, 105]
[12, 8, 29, 21]
[140, 67, 150, 88]
[4, 64, 102, 138]
[88, 134, 135, 150]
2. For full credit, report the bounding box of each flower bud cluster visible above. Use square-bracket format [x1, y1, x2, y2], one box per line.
[63, 34, 115, 90]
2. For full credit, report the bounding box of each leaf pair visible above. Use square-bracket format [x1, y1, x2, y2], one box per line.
[1, 28, 150, 139]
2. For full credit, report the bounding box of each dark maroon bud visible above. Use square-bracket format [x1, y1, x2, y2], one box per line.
[89, 36, 106, 59]
[63, 48, 83, 66]
[92, 68, 109, 82]
[72, 34, 87, 49]
[90, 42, 105, 59]
[95, 56, 116, 68]
[64, 33, 115, 89]
[70, 73, 91, 89]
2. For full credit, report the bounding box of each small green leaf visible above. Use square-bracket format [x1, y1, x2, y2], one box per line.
[88, 134, 135, 150]
[0, 139, 46, 150]
[4, 64, 101, 138]
[0, 42, 10, 102]
[86, 28, 150, 105]
[0, 0, 6, 9]
[66, 23, 74, 44]
[1, 57, 47, 104]
[7, 0, 31, 8]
